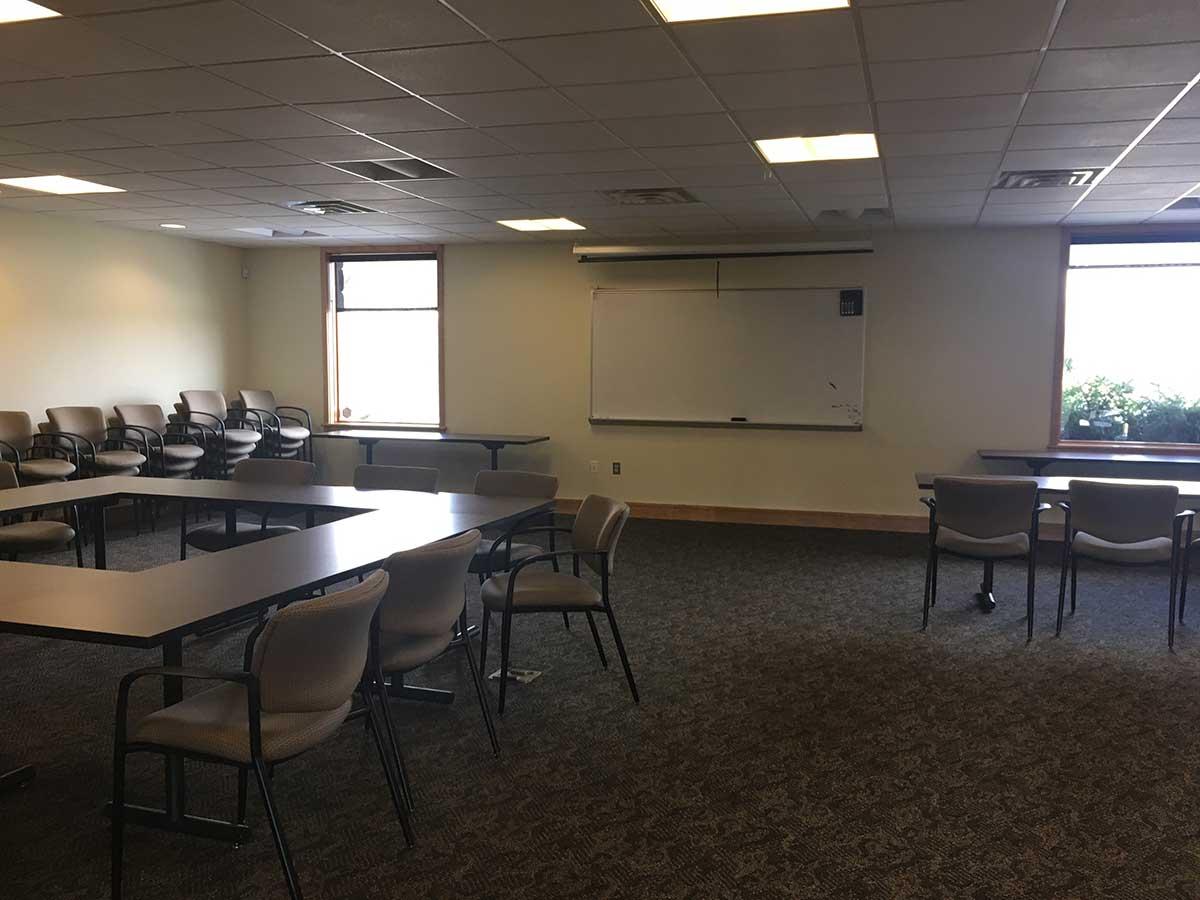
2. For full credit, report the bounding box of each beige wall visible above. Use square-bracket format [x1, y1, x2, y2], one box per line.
[245, 227, 1065, 519]
[0, 209, 248, 423]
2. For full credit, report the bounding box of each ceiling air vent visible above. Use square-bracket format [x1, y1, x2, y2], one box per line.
[287, 199, 377, 216]
[813, 207, 893, 226]
[601, 187, 697, 205]
[1168, 197, 1200, 210]
[237, 226, 325, 238]
[995, 168, 1105, 189]
[330, 158, 455, 181]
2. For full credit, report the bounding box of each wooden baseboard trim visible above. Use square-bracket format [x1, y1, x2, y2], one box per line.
[555, 499, 927, 533]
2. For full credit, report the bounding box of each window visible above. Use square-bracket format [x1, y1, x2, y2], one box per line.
[325, 250, 443, 428]
[1057, 237, 1200, 446]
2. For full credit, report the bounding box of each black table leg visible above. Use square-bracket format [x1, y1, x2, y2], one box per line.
[0, 765, 34, 794]
[484, 443, 501, 470]
[362, 440, 375, 464]
[225, 505, 237, 542]
[305, 508, 315, 529]
[92, 501, 107, 570]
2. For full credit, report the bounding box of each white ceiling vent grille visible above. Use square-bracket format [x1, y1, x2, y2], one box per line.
[287, 200, 377, 215]
[237, 227, 325, 238]
[994, 168, 1105, 189]
[601, 187, 697, 205]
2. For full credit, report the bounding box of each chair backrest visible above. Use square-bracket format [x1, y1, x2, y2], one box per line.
[251, 569, 388, 714]
[180, 390, 228, 420]
[0, 461, 18, 490]
[232, 458, 316, 486]
[354, 464, 439, 493]
[473, 470, 558, 499]
[114, 404, 168, 434]
[1069, 479, 1179, 543]
[46, 406, 106, 444]
[379, 530, 480, 637]
[239, 389, 277, 413]
[572, 494, 631, 575]
[932, 477, 1038, 539]
[0, 411, 33, 456]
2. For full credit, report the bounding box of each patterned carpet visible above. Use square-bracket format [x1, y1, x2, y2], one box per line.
[3, 514, 1200, 899]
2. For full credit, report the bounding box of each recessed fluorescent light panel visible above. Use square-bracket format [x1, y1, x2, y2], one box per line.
[755, 133, 879, 164]
[0, 1, 61, 23]
[497, 218, 585, 232]
[651, 0, 847, 22]
[159, 223, 186, 229]
[0, 175, 124, 194]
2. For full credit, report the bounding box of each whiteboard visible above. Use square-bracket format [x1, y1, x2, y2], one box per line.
[590, 288, 864, 430]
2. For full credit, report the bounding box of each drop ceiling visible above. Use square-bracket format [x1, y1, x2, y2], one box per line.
[0, 0, 1194, 247]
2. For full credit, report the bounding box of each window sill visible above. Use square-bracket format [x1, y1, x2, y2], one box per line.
[1053, 439, 1200, 456]
[325, 423, 446, 433]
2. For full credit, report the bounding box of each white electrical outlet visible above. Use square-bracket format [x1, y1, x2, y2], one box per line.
[589, 460, 599, 473]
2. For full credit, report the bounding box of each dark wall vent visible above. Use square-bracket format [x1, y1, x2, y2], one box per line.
[995, 168, 1105, 189]
[287, 200, 377, 215]
[601, 187, 697, 205]
[330, 158, 455, 181]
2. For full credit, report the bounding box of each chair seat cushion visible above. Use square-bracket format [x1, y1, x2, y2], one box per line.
[481, 571, 602, 612]
[162, 443, 205, 462]
[469, 539, 543, 573]
[279, 425, 310, 442]
[1073, 531, 1173, 564]
[131, 682, 351, 764]
[0, 520, 75, 552]
[94, 449, 146, 471]
[378, 629, 454, 674]
[16, 458, 75, 482]
[936, 526, 1030, 559]
[224, 428, 262, 446]
[186, 521, 300, 552]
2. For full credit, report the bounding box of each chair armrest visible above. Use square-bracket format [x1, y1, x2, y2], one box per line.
[227, 409, 263, 433]
[276, 406, 312, 430]
[0, 439, 20, 466]
[106, 426, 154, 457]
[498, 550, 606, 607]
[1057, 501, 1071, 512]
[919, 497, 934, 510]
[115, 666, 260, 750]
[39, 430, 96, 463]
[1036, 503, 1053, 514]
[243, 407, 280, 430]
[484, 525, 569, 573]
[243, 620, 268, 672]
[169, 421, 218, 443]
[183, 410, 226, 438]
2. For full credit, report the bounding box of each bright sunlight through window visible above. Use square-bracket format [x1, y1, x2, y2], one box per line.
[328, 253, 441, 427]
[1060, 239, 1200, 444]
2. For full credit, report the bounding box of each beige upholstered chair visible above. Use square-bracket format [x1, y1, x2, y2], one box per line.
[178, 390, 263, 478]
[44, 406, 146, 477]
[470, 470, 560, 578]
[183, 459, 316, 558]
[238, 390, 312, 461]
[1058, 480, 1191, 648]
[368, 530, 495, 807]
[479, 494, 636, 714]
[111, 570, 410, 900]
[114, 404, 205, 480]
[353, 464, 439, 493]
[922, 477, 1047, 641]
[0, 462, 82, 566]
[0, 411, 76, 484]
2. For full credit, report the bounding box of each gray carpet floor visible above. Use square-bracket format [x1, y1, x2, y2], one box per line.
[3, 513, 1200, 899]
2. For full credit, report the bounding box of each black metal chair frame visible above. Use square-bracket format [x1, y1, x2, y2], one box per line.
[181, 409, 264, 478]
[0, 435, 78, 481]
[478, 517, 638, 715]
[1056, 501, 1195, 649]
[241, 405, 313, 462]
[112, 620, 415, 900]
[117, 423, 204, 479]
[920, 497, 1050, 642]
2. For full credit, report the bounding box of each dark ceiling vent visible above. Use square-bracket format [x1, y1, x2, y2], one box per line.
[330, 158, 455, 181]
[994, 168, 1105, 189]
[1168, 196, 1200, 210]
[287, 199, 377, 215]
[813, 207, 892, 226]
[601, 187, 697, 205]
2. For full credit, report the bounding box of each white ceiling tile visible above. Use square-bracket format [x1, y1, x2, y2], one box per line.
[523, 148, 651, 174]
[1020, 86, 1182, 125]
[0, 58, 54, 83]
[396, 178, 495, 197]
[1001, 147, 1121, 169]
[93, 68, 278, 111]
[376, 129, 512, 158]
[1104, 165, 1200, 184]
[1065, 211, 1153, 224]
[142, 188, 249, 205]
[77, 146, 217, 171]
[0, 17, 177, 77]
[177, 141, 312, 167]
[568, 170, 676, 190]
[86, 113, 239, 145]
[871, 54, 1038, 102]
[891, 190, 987, 209]
[890, 173, 996, 194]
[483, 122, 624, 153]
[734, 104, 874, 140]
[352, 43, 544, 94]
[1150, 207, 1200, 223]
[1, 151, 131, 174]
[774, 159, 884, 184]
[425, 155, 544, 177]
[707, 66, 867, 110]
[502, 29, 690, 85]
[0, 137, 38, 155]
[1035, 44, 1200, 92]
[0, 195, 106, 211]
[1008, 121, 1150, 150]
[446, 0, 652, 39]
[239, 0, 482, 52]
[359, 197, 446, 213]
[86, 206, 178, 221]
[93, 0, 321, 65]
[638, 143, 759, 168]
[211, 202, 296, 216]
[863, 0, 1058, 60]
[893, 209, 979, 225]
[887, 153, 1001, 178]
[210, 57, 403, 104]
[651, 166, 763, 187]
[92, 173, 192, 191]
[673, 12, 859, 74]
[688, 183, 795, 208]
[267, 134, 404, 161]
[388, 210, 484, 225]
[239, 164, 351, 185]
[189, 107, 352, 140]
[1072, 198, 1173, 213]
[297, 181, 408, 200]
[602, 114, 742, 148]
[1052, 0, 1200, 49]
[84, 191, 177, 208]
[166, 169, 281, 188]
[1145, 118, 1200, 144]
[987, 186, 1085, 205]
[1077, 180, 1197, 201]
[436, 194, 535, 210]
[1171, 90, 1200, 118]
[425, 89, 587, 127]
[798, 194, 889, 213]
[229, 185, 337, 203]
[880, 127, 1011, 157]
[300, 98, 463, 133]
[561, 78, 721, 118]
[514, 191, 613, 208]
[0, 122, 135, 151]
[0, 78, 150, 121]
[476, 175, 584, 194]
[1122, 143, 1200, 167]
[877, 95, 1023, 132]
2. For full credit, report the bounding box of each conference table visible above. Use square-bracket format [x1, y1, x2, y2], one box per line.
[0, 475, 553, 842]
[917, 472, 1200, 500]
[313, 428, 550, 470]
[978, 448, 1200, 475]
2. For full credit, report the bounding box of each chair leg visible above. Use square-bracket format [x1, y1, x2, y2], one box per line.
[460, 616, 500, 756]
[479, 610, 491, 677]
[584, 611, 608, 668]
[1026, 552, 1036, 643]
[1169, 555, 1179, 650]
[1070, 556, 1078, 614]
[110, 744, 127, 899]
[179, 502, 188, 561]
[604, 607, 639, 704]
[562, 612, 571, 630]
[498, 611, 513, 716]
[252, 758, 303, 900]
[374, 665, 415, 811]
[1057, 541, 1070, 636]
[364, 684, 416, 844]
[922, 544, 936, 630]
[1181, 543, 1192, 624]
[72, 506, 84, 568]
[929, 549, 939, 608]
[236, 766, 248, 825]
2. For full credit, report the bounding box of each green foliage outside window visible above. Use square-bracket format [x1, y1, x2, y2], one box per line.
[1061, 361, 1200, 444]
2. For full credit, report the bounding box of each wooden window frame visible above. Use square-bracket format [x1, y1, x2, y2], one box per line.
[1050, 229, 1200, 455]
[321, 244, 446, 432]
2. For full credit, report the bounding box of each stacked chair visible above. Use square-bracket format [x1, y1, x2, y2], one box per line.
[0, 461, 82, 566]
[0, 411, 77, 485]
[44, 406, 146, 477]
[237, 390, 312, 461]
[113, 404, 205, 480]
[183, 459, 316, 558]
[177, 390, 262, 478]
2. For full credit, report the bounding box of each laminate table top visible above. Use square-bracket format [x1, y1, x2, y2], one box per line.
[916, 472, 1200, 500]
